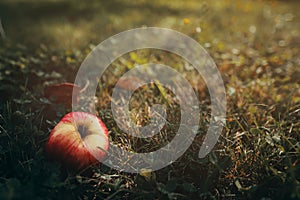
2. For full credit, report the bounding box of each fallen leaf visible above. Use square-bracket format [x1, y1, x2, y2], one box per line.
[115, 76, 143, 91]
[44, 82, 81, 107]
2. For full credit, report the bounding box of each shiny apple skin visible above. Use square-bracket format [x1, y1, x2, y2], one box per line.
[45, 112, 109, 171]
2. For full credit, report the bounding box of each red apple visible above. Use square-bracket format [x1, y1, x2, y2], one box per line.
[45, 112, 109, 171]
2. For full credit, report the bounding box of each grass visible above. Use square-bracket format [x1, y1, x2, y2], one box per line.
[0, 0, 300, 199]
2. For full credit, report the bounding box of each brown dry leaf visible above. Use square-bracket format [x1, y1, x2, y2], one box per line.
[44, 82, 81, 107]
[116, 76, 143, 91]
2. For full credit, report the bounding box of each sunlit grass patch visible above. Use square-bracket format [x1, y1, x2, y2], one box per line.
[0, 0, 299, 199]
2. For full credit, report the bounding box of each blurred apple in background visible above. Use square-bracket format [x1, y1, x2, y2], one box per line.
[45, 112, 109, 171]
